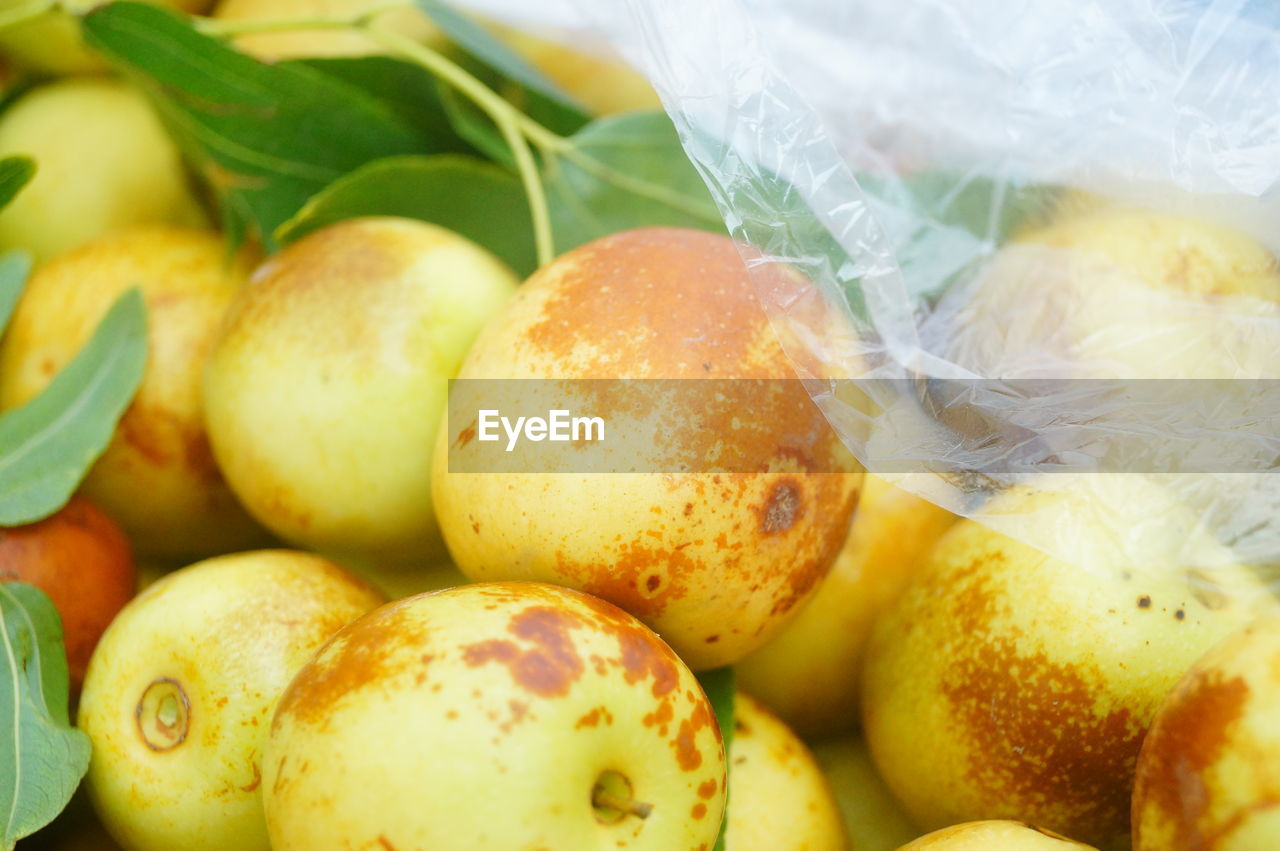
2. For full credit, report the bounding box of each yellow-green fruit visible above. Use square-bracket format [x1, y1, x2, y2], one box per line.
[860, 480, 1264, 850]
[432, 227, 863, 670]
[1021, 209, 1280, 302]
[211, 0, 439, 60]
[737, 475, 956, 735]
[264, 581, 727, 850]
[0, 78, 205, 263]
[808, 733, 918, 851]
[203, 217, 518, 568]
[78, 550, 386, 851]
[341, 556, 467, 601]
[957, 209, 1280, 379]
[494, 25, 661, 115]
[727, 693, 848, 850]
[0, 0, 212, 76]
[0, 9, 104, 76]
[1133, 617, 1280, 850]
[898, 821, 1097, 850]
[0, 226, 270, 559]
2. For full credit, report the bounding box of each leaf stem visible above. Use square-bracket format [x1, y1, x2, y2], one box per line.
[361, 24, 556, 266]
[200, 10, 718, 259]
[561, 151, 719, 221]
[497, 112, 555, 265]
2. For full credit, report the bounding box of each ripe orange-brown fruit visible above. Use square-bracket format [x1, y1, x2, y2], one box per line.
[1133, 617, 1280, 849]
[264, 581, 727, 850]
[432, 227, 864, 669]
[0, 496, 135, 691]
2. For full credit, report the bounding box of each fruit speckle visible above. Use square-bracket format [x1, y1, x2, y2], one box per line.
[759, 480, 802, 535]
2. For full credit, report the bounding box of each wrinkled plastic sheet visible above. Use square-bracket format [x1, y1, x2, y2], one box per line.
[581, 0, 1280, 588]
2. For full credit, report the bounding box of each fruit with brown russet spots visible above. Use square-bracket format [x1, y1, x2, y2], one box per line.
[737, 474, 956, 735]
[1133, 616, 1280, 850]
[77, 550, 385, 851]
[0, 225, 269, 560]
[0, 496, 134, 693]
[861, 477, 1266, 849]
[264, 581, 726, 850]
[432, 227, 863, 669]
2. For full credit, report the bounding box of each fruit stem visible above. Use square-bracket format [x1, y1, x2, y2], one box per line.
[592, 788, 653, 820]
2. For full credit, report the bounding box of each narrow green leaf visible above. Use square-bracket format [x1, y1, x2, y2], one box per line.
[276, 154, 536, 277]
[0, 252, 30, 337]
[696, 667, 734, 851]
[82, 2, 432, 249]
[0, 289, 147, 526]
[285, 56, 474, 157]
[544, 110, 723, 254]
[407, 1, 588, 137]
[0, 582, 90, 848]
[413, 0, 586, 125]
[0, 158, 34, 214]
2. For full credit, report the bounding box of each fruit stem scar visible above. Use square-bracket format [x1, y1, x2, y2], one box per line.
[593, 791, 653, 820]
[591, 770, 652, 823]
[136, 677, 190, 751]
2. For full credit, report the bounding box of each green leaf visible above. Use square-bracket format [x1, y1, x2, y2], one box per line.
[0, 289, 147, 526]
[82, 2, 432, 250]
[894, 171, 1062, 244]
[285, 56, 473, 157]
[544, 110, 723, 254]
[276, 154, 536, 277]
[858, 170, 1063, 302]
[695, 667, 734, 851]
[0, 252, 30, 337]
[0, 158, 34, 214]
[0, 582, 90, 848]
[413, 0, 588, 134]
[438, 85, 513, 168]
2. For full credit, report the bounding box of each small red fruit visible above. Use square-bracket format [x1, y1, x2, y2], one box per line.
[0, 496, 136, 691]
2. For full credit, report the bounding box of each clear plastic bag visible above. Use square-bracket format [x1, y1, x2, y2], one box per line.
[570, 0, 1280, 589]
